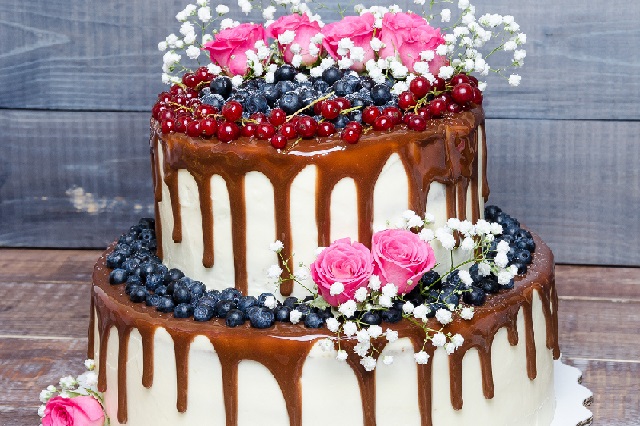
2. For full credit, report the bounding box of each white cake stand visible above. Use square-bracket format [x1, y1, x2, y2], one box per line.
[551, 358, 593, 426]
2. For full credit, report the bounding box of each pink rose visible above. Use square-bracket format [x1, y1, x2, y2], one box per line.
[42, 396, 105, 426]
[378, 12, 447, 74]
[310, 238, 374, 306]
[321, 13, 376, 71]
[203, 23, 267, 76]
[371, 229, 436, 294]
[266, 14, 322, 66]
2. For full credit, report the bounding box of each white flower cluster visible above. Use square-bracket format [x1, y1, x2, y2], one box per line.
[38, 360, 104, 420]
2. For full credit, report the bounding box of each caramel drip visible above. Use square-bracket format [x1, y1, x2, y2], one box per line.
[170, 332, 194, 412]
[117, 325, 131, 423]
[194, 174, 215, 268]
[470, 179, 480, 223]
[150, 133, 164, 259]
[273, 182, 294, 295]
[141, 329, 155, 388]
[480, 125, 489, 201]
[153, 110, 485, 297]
[446, 184, 457, 222]
[457, 180, 468, 221]
[90, 231, 558, 424]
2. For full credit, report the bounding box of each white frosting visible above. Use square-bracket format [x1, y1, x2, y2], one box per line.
[157, 126, 486, 297]
[94, 289, 555, 425]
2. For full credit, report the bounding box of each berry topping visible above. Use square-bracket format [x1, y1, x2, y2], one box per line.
[362, 106, 381, 124]
[270, 134, 288, 149]
[216, 121, 240, 143]
[409, 76, 432, 99]
[295, 116, 318, 138]
[320, 100, 341, 120]
[317, 121, 336, 137]
[269, 108, 287, 126]
[256, 123, 276, 140]
[222, 100, 243, 122]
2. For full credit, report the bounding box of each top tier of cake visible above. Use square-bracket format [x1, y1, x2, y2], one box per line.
[151, 107, 486, 298]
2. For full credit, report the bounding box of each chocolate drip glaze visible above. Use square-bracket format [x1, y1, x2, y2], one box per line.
[90, 232, 558, 425]
[151, 110, 485, 295]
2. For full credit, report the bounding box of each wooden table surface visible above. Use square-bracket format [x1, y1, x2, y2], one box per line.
[0, 249, 638, 425]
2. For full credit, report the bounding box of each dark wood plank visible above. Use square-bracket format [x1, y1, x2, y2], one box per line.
[0, 249, 101, 283]
[488, 118, 640, 266]
[556, 265, 640, 300]
[2, 111, 640, 266]
[0, 0, 638, 120]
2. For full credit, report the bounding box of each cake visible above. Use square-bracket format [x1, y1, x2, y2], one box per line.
[88, 2, 560, 425]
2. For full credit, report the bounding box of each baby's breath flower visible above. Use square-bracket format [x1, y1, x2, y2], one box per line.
[498, 270, 513, 285]
[264, 295, 277, 309]
[267, 264, 283, 279]
[451, 333, 465, 348]
[354, 287, 368, 302]
[461, 237, 475, 251]
[215, 4, 229, 14]
[458, 270, 473, 287]
[381, 283, 398, 298]
[378, 294, 393, 308]
[444, 342, 457, 354]
[84, 359, 95, 370]
[270, 240, 284, 253]
[290, 309, 302, 324]
[368, 275, 381, 291]
[158, 41, 168, 51]
[354, 341, 370, 356]
[330, 282, 344, 296]
[238, 0, 252, 14]
[59, 376, 76, 390]
[402, 301, 415, 314]
[197, 6, 211, 22]
[368, 325, 383, 339]
[336, 350, 348, 361]
[460, 306, 475, 320]
[413, 304, 429, 320]
[419, 228, 434, 242]
[326, 317, 340, 332]
[278, 30, 296, 45]
[494, 252, 509, 268]
[360, 356, 376, 371]
[508, 74, 522, 87]
[478, 262, 491, 276]
[414, 351, 430, 364]
[490, 222, 504, 235]
[356, 328, 371, 343]
[39, 389, 54, 403]
[432, 332, 447, 347]
[38, 404, 46, 417]
[263, 6, 276, 20]
[343, 320, 358, 336]
[435, 308, 453, 325]
[186, 45, 201, 59]
[441, 8, 451, 22]
[339, 300, 357, 318]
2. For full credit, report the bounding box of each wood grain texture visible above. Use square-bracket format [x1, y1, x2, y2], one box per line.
[2, 110, 638, 266]
[0, 251, 638, 425]
[0, 0, 639, 119]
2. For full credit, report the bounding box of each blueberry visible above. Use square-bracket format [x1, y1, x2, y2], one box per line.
[392, 299, 406, 311]
[283, 296, 298, 309]
[274, 305, 292, 322]
[131, 241, 149, 255]
[445, 271, 463, 289]
[382, 308, 402, 323]
[172, 287, 191, 304]
[145, 273, 164, 291]
[276, 80, 297, 94]
[198, 295, 219, 309]
[262, 84, 281, 106]
[220, 287, 242, 302]
[126, 273, 143, 286]
[463, 286, 486, 306]
[167, 268, 184, 282]
[249, 307, 275, 328]
[245, 94, 269, 114]
[468, 264, 481, 283]
[109, 268, 128, 285]
[194, 305, 215, 322]
[304, 312, 325, 328]
[484, 205, 502, 221]
[419, 270, 442, 290]
[174, 303, 193, 318]
[312, 79, 330, 93]
[226, 309, 246, 327]
[511, 261, 527, 275]
[278, 92, 302, 115]
[294, 303, 311, 319]
[106, 252, 125, 269]
[359, 76, 375, 90]
[361, 311, 382, 325]
[215, 300, 237, 318]
[201, 93, 225, 110]
[322, 67, 342, 85]
[190, 281, 207, 297]
[156, 297, 175, 313]
[125, 281, 139, 295]
[115, 243, 133, 258]
[139, 261, 156, 278]
[426, 303, 444, 318]
[332, 79, 351, 96]
[316, 307, 333, 320]
[349, 96, 369, 109]
[348, 110, 363, 123]
[332, 114, 350, 129]
[245, 305, 261, 320]
[122, 258, 141, 275]
[476, 277, 500, 294]
[514, 249, 532, 264]
[258, 292, 275, 306]
[118, 233, 136, 245]
[274, 64, 296, 82]
[230, 90, 249, 105]
[138, 218, 155, 229]
[439, 285, 460, 307]
[139, 229, 155, 242]
[210, 76, 233, 98]
[146, 294, 161, 307]
[130, 286, 148, 303]
[238, 295, 258, 312]
[155, 284, 169, 297]
[370, 84, 392, 106]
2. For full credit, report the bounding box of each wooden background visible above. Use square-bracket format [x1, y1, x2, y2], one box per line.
[1, 0, 639, 265]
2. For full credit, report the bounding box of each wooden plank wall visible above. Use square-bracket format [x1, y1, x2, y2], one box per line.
[0, 0, 638, 265]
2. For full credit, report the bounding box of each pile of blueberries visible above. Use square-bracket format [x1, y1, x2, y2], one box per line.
[201, 65, 395, 123]
[104, 206, 535, 329]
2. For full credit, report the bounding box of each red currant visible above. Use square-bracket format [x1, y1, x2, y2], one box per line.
[296, 116, 318, 138]
[334, 97, 351, 110]
[184, 89, 198, 100]
[241, 122, 257, 137]
[341, 128, 360, 144]
[200, 119, 217, 137]
[161, 119, 175, 134]
[398, 91, 417, 110]
[373, 115, 394, 131]
[402, 113, 414, 125]
[174, 115, 191, 133]
[269, 108, 287, 126]
[317, 122, 336, 137]
[313, 100, 325, 116]
[195, 104, 216, 119]
[447, 102, 462, 113]
[452, 83, 474, 104]
[222, 101, 243, 122]
[468, 75, 479, 87]
[172, 95, 188, 106]
[217, 121, 240, 143]
[256, 123, 276, 140]
[250, 112, 268, 124]
[429, 99, 446, 117]
[362, 106, 381, 125]
[170, 85, 184, 96]
[320, 100, 341, 120]
[345, 121, 363, 133]
[279, 122, 298, 139]
[382, 106, 402, 125]
[186, 120, 202, 137]
[158, 108, 175, 121]
[409, 76, 432, 99]
[407, 115, 427, 131]
[195, 67, 212, 83]
[471, 87, 483, 105]
[432, 77, 446, 92]
[158, 92, 172, 103]
[270, 134, 288, 149]
[416, 107, 432, 120]
[182, 73, 198, 88]
[450, 73, 471, 87]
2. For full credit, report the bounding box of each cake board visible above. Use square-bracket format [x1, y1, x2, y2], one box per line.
[552, 358, 593, 426]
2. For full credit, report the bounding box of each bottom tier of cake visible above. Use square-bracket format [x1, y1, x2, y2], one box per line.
[90, 233, 558, 426]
